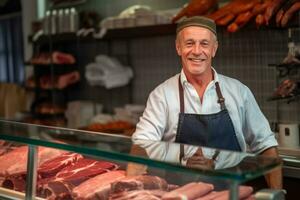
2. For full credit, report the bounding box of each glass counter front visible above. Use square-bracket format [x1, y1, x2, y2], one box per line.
[0, 119, 282, 200]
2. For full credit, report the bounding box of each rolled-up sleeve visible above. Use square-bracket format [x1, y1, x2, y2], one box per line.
[243, 87, 278, 154]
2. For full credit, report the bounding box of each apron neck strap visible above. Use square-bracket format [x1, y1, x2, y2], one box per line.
[178, 75, 226, 112]
[178, 75, 185, 113]
[215, 82, 226, 110]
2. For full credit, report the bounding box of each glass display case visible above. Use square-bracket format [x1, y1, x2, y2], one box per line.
[0, 119, 281, 200]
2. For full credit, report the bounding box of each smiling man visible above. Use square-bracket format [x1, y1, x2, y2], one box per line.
[132, 16, 282, 189]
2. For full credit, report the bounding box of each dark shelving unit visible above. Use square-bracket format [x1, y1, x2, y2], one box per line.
[24, 62, 76, 67]
[267, 93, 300, 103]
[267, 63, 300, 103]
[29, 24, 177, 45]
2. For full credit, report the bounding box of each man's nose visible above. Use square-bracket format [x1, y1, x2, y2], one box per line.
[192, 44, 202, 54]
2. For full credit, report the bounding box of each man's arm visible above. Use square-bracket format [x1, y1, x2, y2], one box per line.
[241, 86, 282, 188]
[261, 147, 282, 189]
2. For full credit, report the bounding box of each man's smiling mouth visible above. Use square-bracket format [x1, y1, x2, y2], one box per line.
[189, 58, 206, 62]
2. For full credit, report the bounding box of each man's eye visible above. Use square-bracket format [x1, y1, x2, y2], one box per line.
[201, 42, 209, 46]
[186, 42, 193, 46]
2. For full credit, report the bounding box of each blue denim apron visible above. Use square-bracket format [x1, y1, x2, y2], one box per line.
[175, 76, 241, 160]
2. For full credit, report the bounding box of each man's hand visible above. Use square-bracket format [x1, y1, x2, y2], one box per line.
[261, 147, 283, 189]
[126, 145, 148, 176]
[186, 148, 215, 170]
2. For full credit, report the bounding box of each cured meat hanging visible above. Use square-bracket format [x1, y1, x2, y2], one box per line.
[204, 0, 300, 32]
[172, 0, 218, 23]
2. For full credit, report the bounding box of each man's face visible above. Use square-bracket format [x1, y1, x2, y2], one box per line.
[176, 26, 218, 77]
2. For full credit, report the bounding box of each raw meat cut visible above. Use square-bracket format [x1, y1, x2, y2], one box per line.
[30, 51, 75, 65]
[0, 140, 13, 156]
[0, 146, 28, 176]
[72, 170, 126, 200]
[1, 174, 26, 192]
[110, 189, 166, 200]
[195, 186, 253, 200]
[56, 71, 80, 89]
[38, 152, 83, 179]
[54, 158, 118, 184]
[0, 146, 65, 176]
[52, 51, 75, 64]
[213, 186, 253, 200]
[111, 175, 168, 193]
[162, 182, 214, 200]
[38, 158, 119, 200]
[39, 71, 80, 90]
[0, 146, 66, 192]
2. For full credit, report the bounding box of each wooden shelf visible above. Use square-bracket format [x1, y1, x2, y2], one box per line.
[49, 0, 86, 9]
[267, 93, 300, 103]
[32, 112, 66, 119]
[268, 63, 300, 77]
[29, 17, 300, 46]
[24, 62, 76, 67]
[268, 63, 300, 68]
[28, 8, 300, 45]
[25, 86, 70, 92]
[29, 24, 177, 45]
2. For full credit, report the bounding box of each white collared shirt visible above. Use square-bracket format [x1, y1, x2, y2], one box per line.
[132, 68, 278, 162]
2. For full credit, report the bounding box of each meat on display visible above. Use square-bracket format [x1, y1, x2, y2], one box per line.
[0, 146, 66, 176]
[38, 158, 119, 199]
[1, 150, 75, 192]
[161, 182, 214, 200]
[109, 189, 166, 200]
[0, 140, 14, 156]
[111, 175, 168, 193]
[72, 170, 126, 200]
[0, 146, 255, 200]
[38, 152, 83, 179]
[194, 186, 253, 200]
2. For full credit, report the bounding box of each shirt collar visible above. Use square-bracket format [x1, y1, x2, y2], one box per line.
[180, 67, 220, 87]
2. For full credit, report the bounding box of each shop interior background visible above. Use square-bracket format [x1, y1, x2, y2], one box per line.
[0, 0, 298, 128]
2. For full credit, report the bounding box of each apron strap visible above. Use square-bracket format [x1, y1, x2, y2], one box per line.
[178, 75, 184, 113]
[179, 144, 184, 164]
[178, 75, 226, 111]
[215, 82, 226, 110]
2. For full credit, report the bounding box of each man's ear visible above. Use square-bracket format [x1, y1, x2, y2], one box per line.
[212, 41, 218, 58]
[175, 39, 182, 56]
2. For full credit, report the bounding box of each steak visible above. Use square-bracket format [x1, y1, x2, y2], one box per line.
[72, 170, 126, 200]
[162, 182, 214, 200]
[109, 189, 166, 200]
[38, 158, 119, 200]
[194, 186, 253, 200]
[0, 147, 66, 192]
[0, 146, 28, 176]
[2, 174, 26, 192]
[111, 175, 168, 193]
[0, 140, 14, 156]
[3, 146, 66, 176]
[38, 152, 83, 179]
